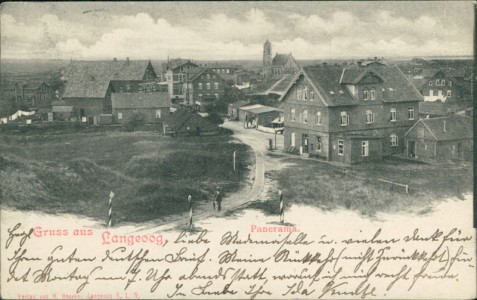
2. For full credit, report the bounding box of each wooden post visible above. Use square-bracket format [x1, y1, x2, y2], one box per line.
[279, 190, 284, 224]
[233, 151, 237, 171]
[188, 195, 193, 230]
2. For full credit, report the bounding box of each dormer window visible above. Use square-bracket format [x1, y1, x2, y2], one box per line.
[429, 81, 432, 86]
[363, 89, 369, 100]
[435, 79, 439, 86]
[370, 88, 376, 100]
[441, 79, 445, 85]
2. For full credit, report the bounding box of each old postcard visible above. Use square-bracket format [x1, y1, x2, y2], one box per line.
[1, 1, 475, 299]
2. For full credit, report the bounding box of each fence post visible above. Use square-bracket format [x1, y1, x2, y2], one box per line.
[188, 195, 193, 230]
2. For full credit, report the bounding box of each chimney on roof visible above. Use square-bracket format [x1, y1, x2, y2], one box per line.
[126, 57, 130, 65]
[113, 57, 117, 62]
[443, 120, 447, 132]
[357, 61, 362, 67]
[374, 56, 378, 62]
[322, 62, 327, 67]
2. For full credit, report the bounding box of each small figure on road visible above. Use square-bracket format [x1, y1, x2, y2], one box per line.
[213, 187, 223, 211]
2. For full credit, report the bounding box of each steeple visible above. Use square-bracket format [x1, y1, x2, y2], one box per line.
[263, 39, 272, 79]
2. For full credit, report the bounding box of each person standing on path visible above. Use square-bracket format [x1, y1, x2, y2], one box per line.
[213, 187, 223, 211]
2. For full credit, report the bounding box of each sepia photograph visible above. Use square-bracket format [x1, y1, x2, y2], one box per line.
[0, 1, 475, 299]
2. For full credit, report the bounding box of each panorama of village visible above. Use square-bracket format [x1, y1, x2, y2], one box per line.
[1, 2, 476, 299]
[0, 2, 473, 229]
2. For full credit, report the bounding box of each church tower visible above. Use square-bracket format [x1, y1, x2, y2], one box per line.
[263, 39, 272, 79]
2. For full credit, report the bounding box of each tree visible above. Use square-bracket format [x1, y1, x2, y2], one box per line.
[123, 112, 145, 132]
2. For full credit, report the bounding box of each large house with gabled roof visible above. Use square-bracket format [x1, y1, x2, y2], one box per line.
[61, 58, 158, 118]
[281, 60, 423, 164]
[183, 68, 226, 112]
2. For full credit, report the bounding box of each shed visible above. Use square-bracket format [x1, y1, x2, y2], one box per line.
[238, 104, 283, 128]
[404, 116, 473, 162]
[228, 100, 250, 120]
[52, 106, 75, 121]
[112, 91, 171, 123]
[162, 108, 219, 136]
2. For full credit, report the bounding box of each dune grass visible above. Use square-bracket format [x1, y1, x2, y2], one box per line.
[249, 157, 472, 217]
[0, 131, 254, 224]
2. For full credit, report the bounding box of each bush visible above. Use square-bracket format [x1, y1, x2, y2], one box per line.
[123, 113, 145, 132]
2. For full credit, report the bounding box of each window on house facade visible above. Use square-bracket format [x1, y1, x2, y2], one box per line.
[214, 82, 219, 90]
[436, 79, 439, 86]
[206, 83, 211, 90]
[198, 83, 203, 90]
[207, 74, 210, 79]
[366, 110, 375, 124]
[303, 110, 308, 123]
[226, 69, 230, 74]
[119, 86, 123, 93]
[429, 81, 432, 86]
[215, 93, 219, 99]
[441, 79, 445, 85]
[291, 132, 296, 147]
[311, 90, 314, 100]
[118, 112, 122, 120]
[198, 94, 203, 100]
[408, 106, 415, 120]
[126, 84, 131, 91]
[316, 136, 322, 151]
[363, 89, 369, 100]
[390, 108, 396, 122]
[370, 88, 376, 100]
[340, 111, 349, 126]
[316, 111, 321, 126]
[390, 134, 398, 147]
[424, 144, 429, 150]
[338, 140, 344, 156]
[156, 109, 161, 119]
[447, 90, 452, 97]
[362, 141, 369, 156]
[291, 108, 296, 121]
[213, 75, 216, 79]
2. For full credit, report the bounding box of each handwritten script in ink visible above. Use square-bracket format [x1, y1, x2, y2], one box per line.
[3, 223, 475, 299]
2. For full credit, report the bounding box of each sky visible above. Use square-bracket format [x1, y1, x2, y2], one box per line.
[1, 1, 474, 60]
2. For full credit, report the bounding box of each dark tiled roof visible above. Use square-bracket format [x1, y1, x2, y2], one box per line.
[303, 65, 357, 106]
[52, 106, 74, 113]
[272, 53, 294, 67]
[112, 92, 171, 109]
[162, 108, 217, 132]
[376, 66, 423, 102]
[112, 61, 154, 81]
[298, 64, 422, 106]
[63, 60, 155, 98]
[419, 116, 472, 140]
